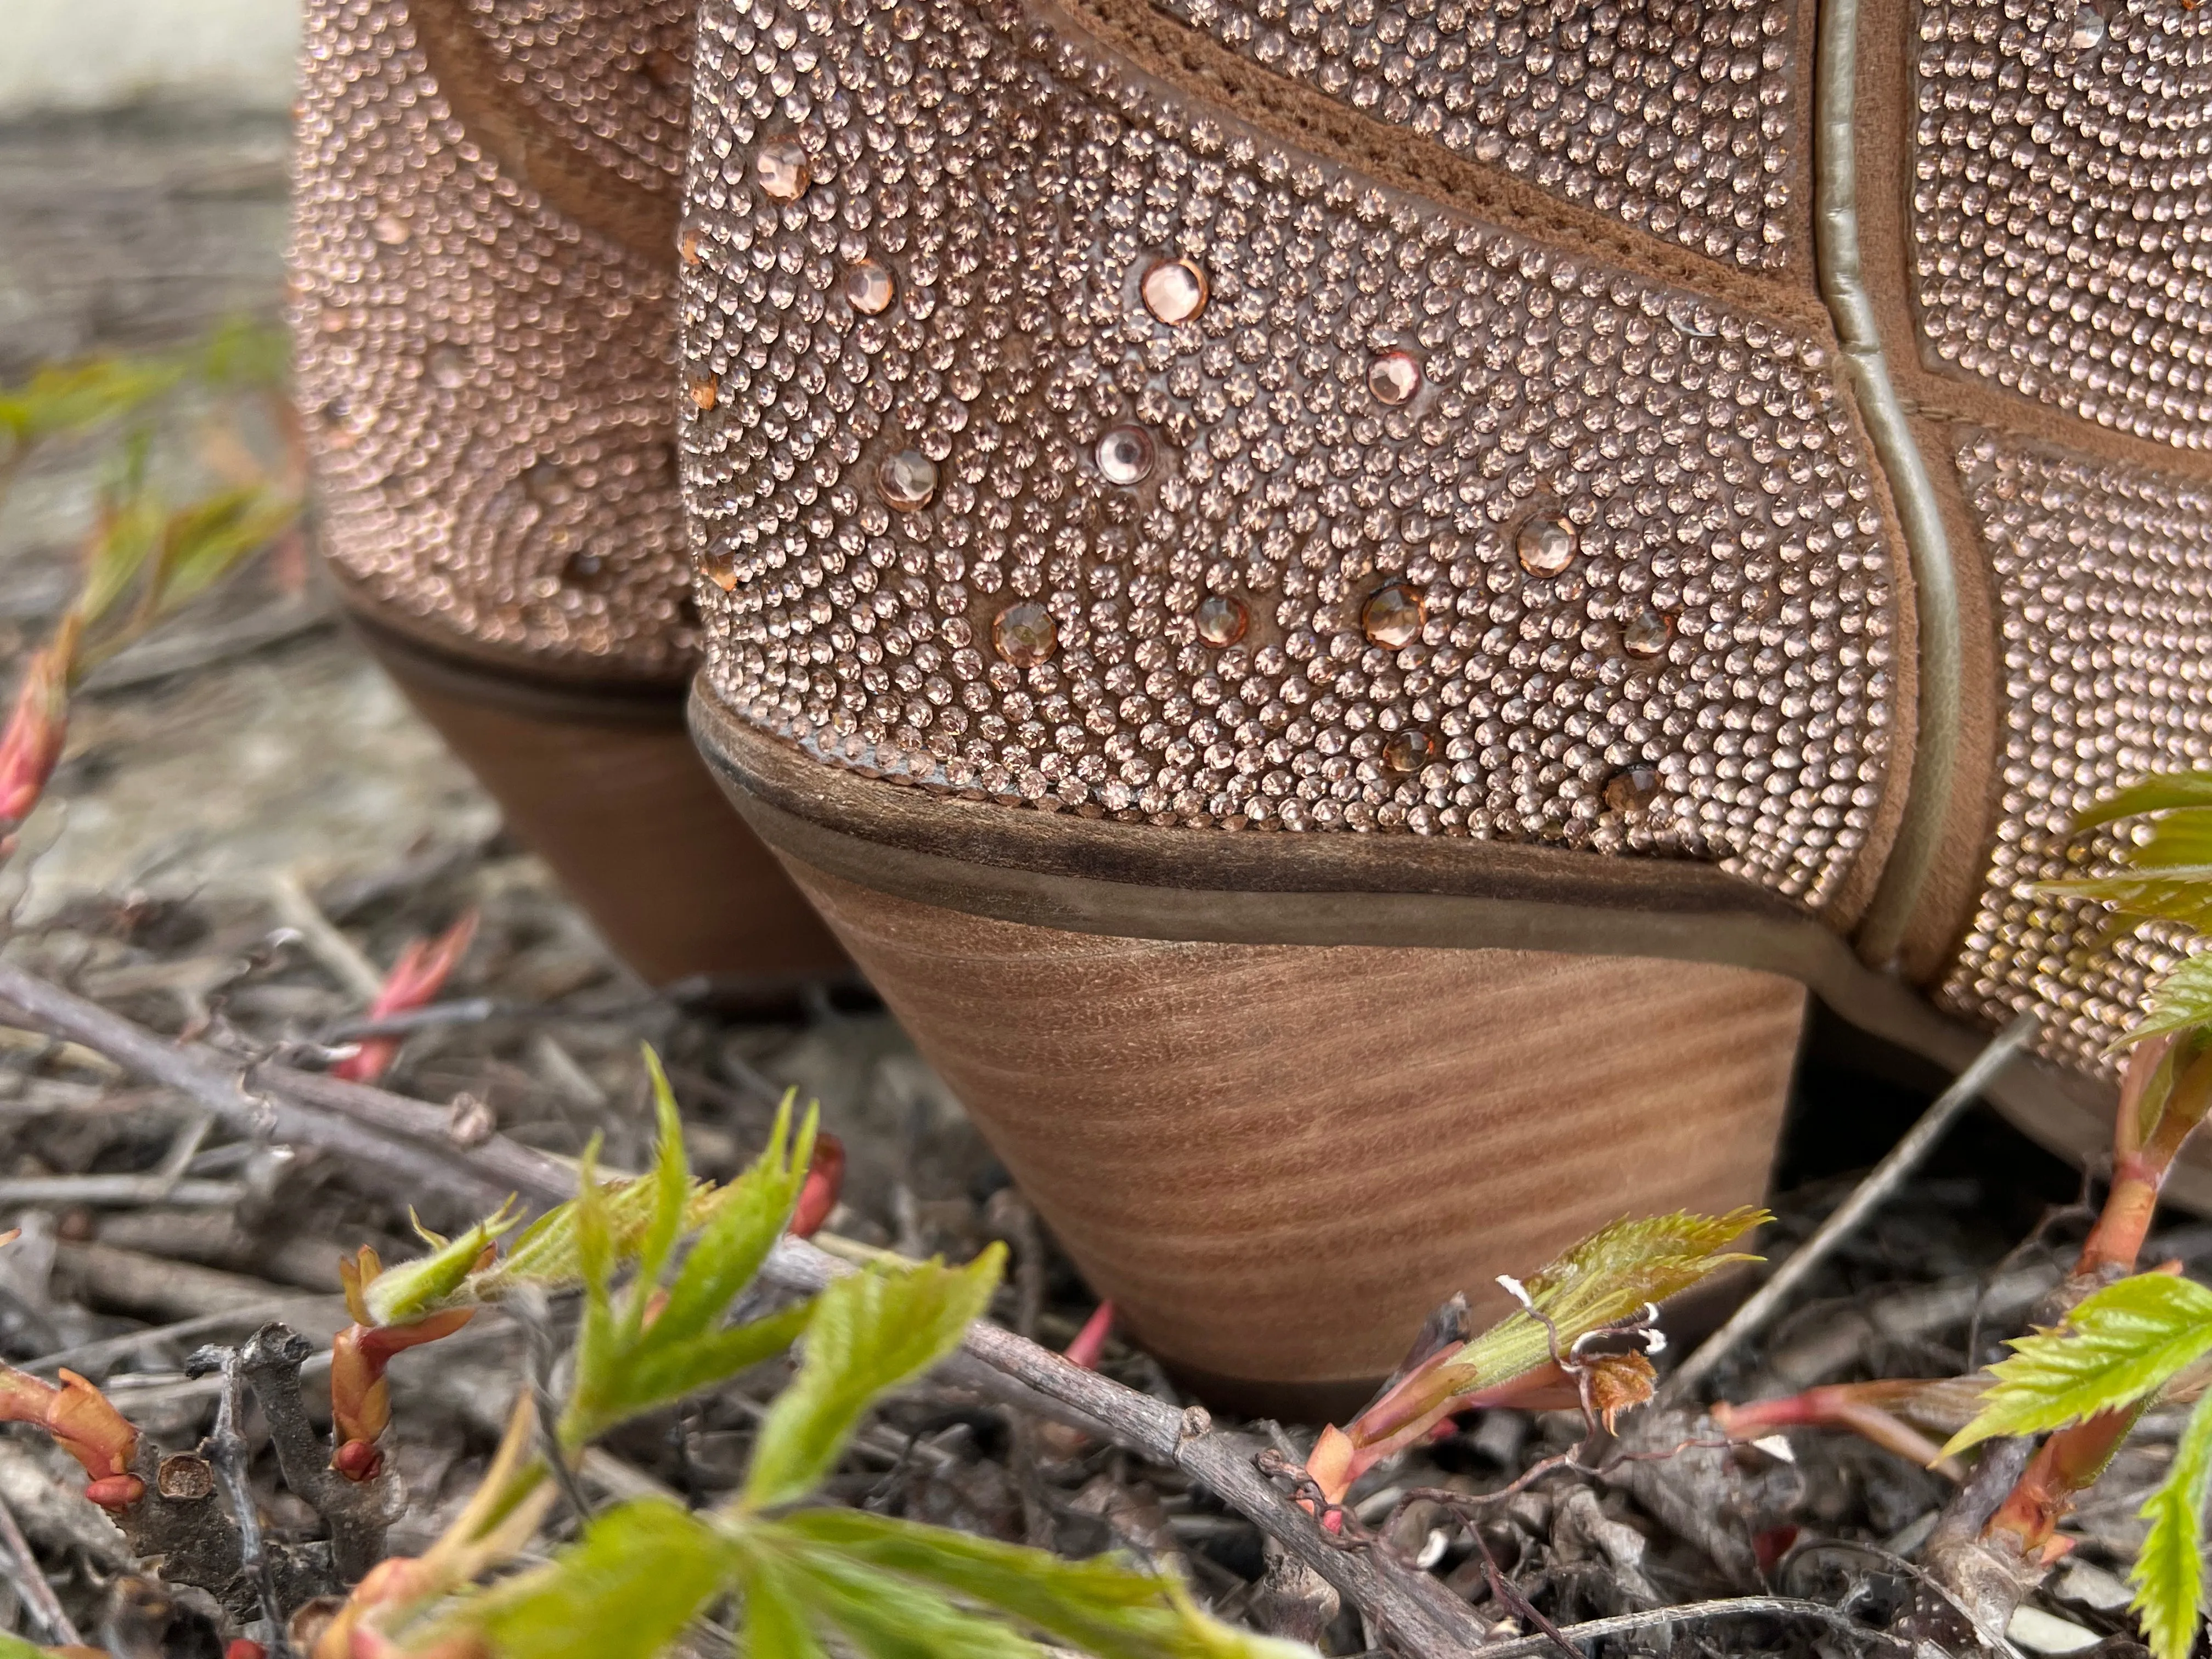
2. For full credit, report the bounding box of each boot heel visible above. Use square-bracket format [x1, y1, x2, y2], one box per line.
[781, 858, 1802, 1413]
[359, 624, 846, 988]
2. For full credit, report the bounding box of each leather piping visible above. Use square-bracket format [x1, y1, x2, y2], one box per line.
[1810, 0, 1962, 968]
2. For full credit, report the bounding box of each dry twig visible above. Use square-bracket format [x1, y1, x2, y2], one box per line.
[1669, 1013, 2038, 1397]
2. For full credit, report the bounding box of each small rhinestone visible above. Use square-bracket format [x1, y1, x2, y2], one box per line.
[1361, 582, 1425, 649]
[1516, 514, 1578, 576]
[562, 551, 615, 592]
[1604, 766, 1663, 814]
[1141, 258, 1209, 324]
[2069, 4, 2105, 48]
[681, 228, 703, 266]
[754, 138, 811, 201]
[522, 462, 575, 507]
[1097, 425, 1155, 484]
[1621, 606, 1673, 660]
[992, 601, 1057, 666]
[1367, 351, 1423, 405]
[1383, 730, 1432, 772]
[689, 376, 719, 411]
[876, 450, 938, 510]
[845, 261, 895, 315]
[700, 550, 740, 592]
[1195, 594, 1249, 646]
[426, 347, 468, 390]
[370, 212, 410, 246]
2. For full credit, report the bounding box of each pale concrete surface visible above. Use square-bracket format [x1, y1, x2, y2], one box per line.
[0, 74, 504, 922]
[0, 0, 300, 117]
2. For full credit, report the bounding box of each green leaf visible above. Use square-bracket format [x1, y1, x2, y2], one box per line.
[778, 1510, 1314, 1659]
[0, 1637, 51, 1659]
[646, 1092, 812, 1351]
[2133, 1385, 2212, 1659]
[2131, 954, 2212, 1047]
[765, 1539, 1041, 1659]
[464, 1084, 811, 1308]
[2121, 809, 2212, 871]
[559, 1091, 817, 1447]
[1436, 1208, 1767, 1395]
[73, 496, 164, 631]
[745, 1556, 833, 1659]
[2073, 775, 2212, 833]
[2038, 868, 2212, 934]
[363, 1198, 522, 1326]
[460, 1498, 735, 1659]
[1945, 1274, 2212, 1457]
[191, 317, 290, 391]
[146, 486, 297, 618]
[610, 1302, 814, 1427]
[0, 354, 186, 453]
[743, 1246, 1006, 1510]
[629, 1048, 694, 1310]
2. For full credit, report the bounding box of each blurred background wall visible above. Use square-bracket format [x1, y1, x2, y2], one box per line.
[0, 0, 296, 378]
[0, 0, 298, 116]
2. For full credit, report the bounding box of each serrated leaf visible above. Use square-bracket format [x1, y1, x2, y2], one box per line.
[608, 1303, 813, 1427]
[2132, 1385, 2212, 1659]
[746, 1556, 833, 1659]
[1437, 1207, 1767, 1393]
[744, 1246, 1006, 1510]
[764, 1541, 1041, 1659]
[629, 1048, 693, 1307]
[456, 1498, 735, 1659]
[145, 486, 296, 619]
[2130, 953, 2212, 1048]
[461, 1085, 811, 1309]
[778, 1510, 1314, 1659]
[646, 1093, 812, 1350]
[2073, 775, 2212, 833]
[363, 1198, 521, 1327]
[559, 1092, 817, 1447]
[2039, 868, 2212, 934]
[1945, 1274, 2212, 1457]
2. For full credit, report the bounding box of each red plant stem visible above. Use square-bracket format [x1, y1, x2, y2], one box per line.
[1973, 1040, 2212, 1558]
[334, 913, 478, 1085]
[1984, 1404, 2143, 1557]
[1064, 1301, 1115, 1371]
[2077, 1038, 2212, 1278]
[1714, 1383, 1964, 1480]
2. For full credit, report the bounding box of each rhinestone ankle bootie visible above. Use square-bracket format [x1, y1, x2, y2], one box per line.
[676, 0, 2212, 1404]
[289, 0, 844, 987]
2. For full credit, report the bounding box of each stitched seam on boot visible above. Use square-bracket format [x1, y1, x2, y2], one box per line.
[405, 0, 681, 262]
[1038, 0, 1836, 339]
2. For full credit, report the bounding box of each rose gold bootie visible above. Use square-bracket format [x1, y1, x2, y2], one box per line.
[287, 0, 843, 986]
[675, 0, 2212, 1400]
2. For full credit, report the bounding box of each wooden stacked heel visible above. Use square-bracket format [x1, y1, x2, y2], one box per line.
[356, 620, 846, 990]
[785, 860, 1804, 1413]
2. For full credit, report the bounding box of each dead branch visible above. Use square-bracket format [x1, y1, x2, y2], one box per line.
[5, 957, 1489, 1659]
[1669, 1014, 2037, 1398]
[1461, 1594, 1881, 1658]
[236, 1324, 391, 1584]
[757, 1238, 1491, 1659]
